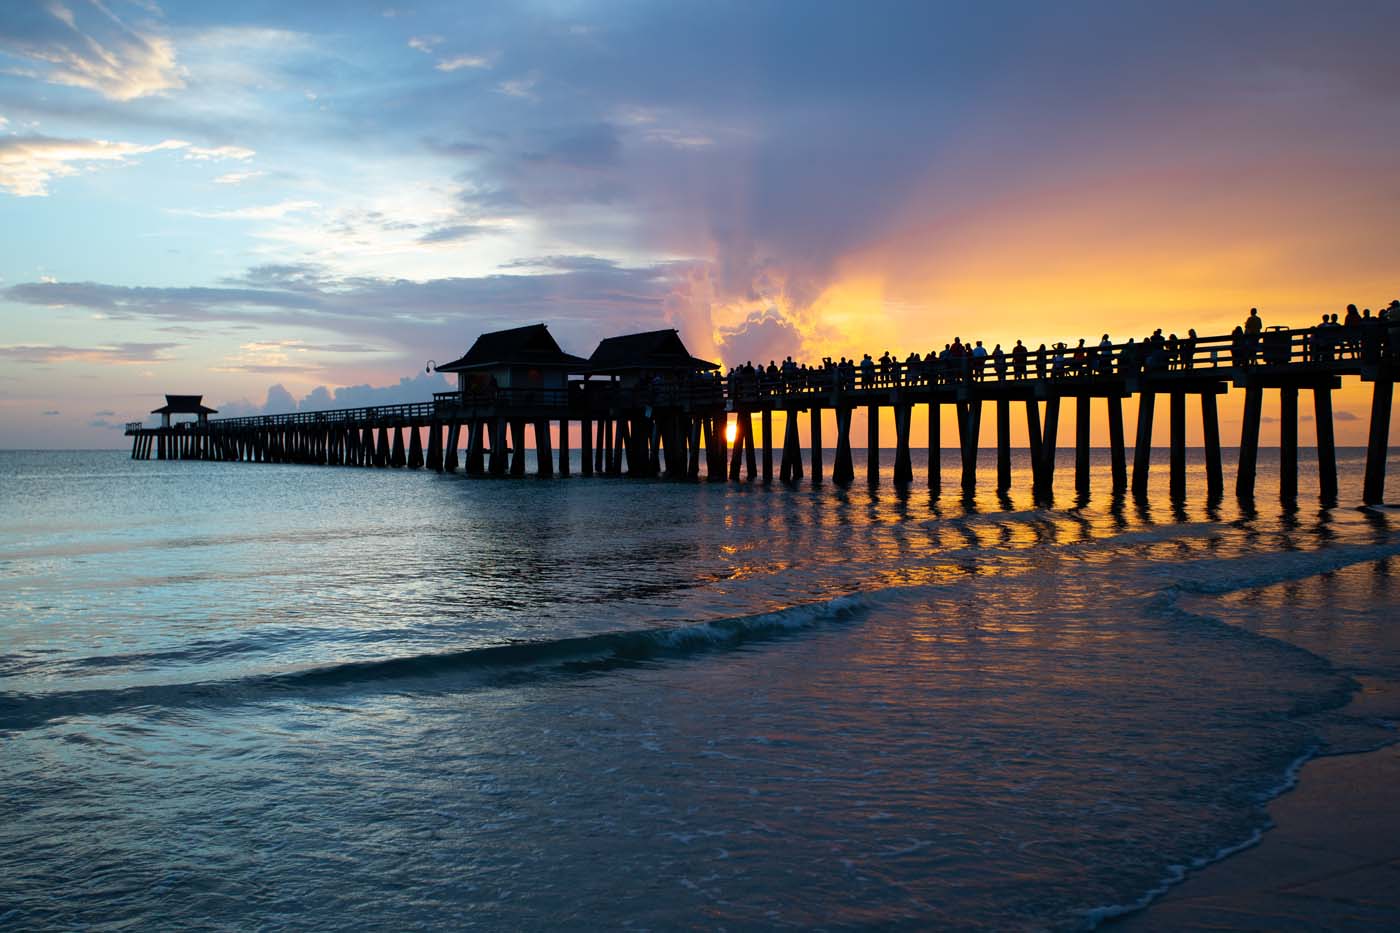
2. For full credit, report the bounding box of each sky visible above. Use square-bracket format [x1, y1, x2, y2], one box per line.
[1, 0, 1398, 448]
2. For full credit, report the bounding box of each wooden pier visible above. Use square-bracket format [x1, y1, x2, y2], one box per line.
[127, 323, 1398, 504]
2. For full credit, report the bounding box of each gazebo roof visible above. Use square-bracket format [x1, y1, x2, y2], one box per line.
[151, 394, 217, 415]
[587, 329, 719, 375]
[435, 323, 587, 373]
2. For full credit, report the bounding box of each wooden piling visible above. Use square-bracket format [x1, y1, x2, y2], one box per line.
[1363, 378, 1392, 505]
[810, 408, 824, 485]
[375, 426, 391, 467]
[929, 402, 942, 494]
[744, 413, 757, 480]
[761, 409, 774, 484]
[1200, 393, 1223, 498]
[388, 426, 405, 468]
[1107, 395, 1126, 494]
[1280, 386, 1298, 500]
[867, 403, 880, 483]
[510, 420, 527, 476]
[1169, 391, 1186, 499]
[1236, 385, 1263, 500]
[1025, 400, 1043, 489]
[1132, 392, 1155, 496]
[1075, 394, 1091, 495]
[1313, 386, 1337, 501]
[996, 399, 1011, 493]
[489, 419, 508, 476]
[729, 412, 749, 481]
[535, 419, 553, 477]
[833, 406, 855, 484]
[687, 417, 702, 480]
[559, 419, 571, 477]
[893, 403, 913, 484]
[581, 417, 593, 477]
[426, 421, 443, 471]
[961, 400, 982, 494]
[780, 409, 797, 483]
[1039, 396, 1060, 494]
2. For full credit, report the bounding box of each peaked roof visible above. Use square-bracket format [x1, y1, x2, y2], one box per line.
[435, 323, 587, 372]
[151, 394, 217, 415]
[587, 329, 720, 374]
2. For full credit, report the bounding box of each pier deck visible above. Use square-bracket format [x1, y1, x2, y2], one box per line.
[127, 325, 1398, 504]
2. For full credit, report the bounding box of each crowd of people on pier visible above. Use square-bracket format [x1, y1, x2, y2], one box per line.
[721, 300, 1400, 398]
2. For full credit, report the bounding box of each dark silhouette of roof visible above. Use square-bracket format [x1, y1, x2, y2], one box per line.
[151, 394, 217, 415]
[435, 324, 587, 372]
[587, 329, 719, 374]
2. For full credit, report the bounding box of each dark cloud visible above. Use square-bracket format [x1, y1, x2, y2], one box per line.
[522, 124, 622, 169]
[423, 137, 490, 157]
[94, 410, 116, 417]
[41, 410, 60, 416]
[418, 224, 486, 244]
[0, 342, 180, 364]
[1335, 410, 1360, 422]
[3, 259, 687, 359]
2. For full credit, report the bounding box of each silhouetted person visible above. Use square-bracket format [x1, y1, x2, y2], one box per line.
[1012, 340, 1028, 379]
[1181, 329, 1197, 369]
[1244, 308, 1263, 334]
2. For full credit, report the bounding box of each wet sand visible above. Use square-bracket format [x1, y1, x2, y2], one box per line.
[1117, 688, 1400, 930]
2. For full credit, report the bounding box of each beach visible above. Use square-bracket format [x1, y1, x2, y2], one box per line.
[1121, 737, 1400, 929]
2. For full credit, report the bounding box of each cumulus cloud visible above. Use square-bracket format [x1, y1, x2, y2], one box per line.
[217, 371, 451, 417]
[496, 76, 538, 99]
[0, 135, 187, 196]
[437, 54, 490, 72]
[183, 145, 255, 161]
[716, 308, 805, 366]
[173, 199, 318, 220]
[213, 170, 265, 185]
[0, 1, 185, 100]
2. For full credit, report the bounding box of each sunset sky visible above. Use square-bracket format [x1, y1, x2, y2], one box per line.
[2, 1, 1398, 448]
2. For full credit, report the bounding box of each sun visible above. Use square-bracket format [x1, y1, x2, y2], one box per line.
[725, 420, 738, 444]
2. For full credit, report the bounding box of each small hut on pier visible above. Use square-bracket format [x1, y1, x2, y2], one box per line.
[434, 324, 588, 406]
[586, 329, 720, 402]
[151, 394, 217, 428]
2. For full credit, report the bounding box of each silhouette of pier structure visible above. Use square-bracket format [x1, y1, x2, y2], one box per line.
[126, 323, 1398, 504]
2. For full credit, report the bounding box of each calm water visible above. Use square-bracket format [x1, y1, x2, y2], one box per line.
[2, 448, 1399, 930]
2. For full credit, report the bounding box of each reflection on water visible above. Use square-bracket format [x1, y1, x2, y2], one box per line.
[0, 449, 1398, 930]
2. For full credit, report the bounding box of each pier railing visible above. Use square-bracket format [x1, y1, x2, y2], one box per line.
[726, 324, 1395, 402]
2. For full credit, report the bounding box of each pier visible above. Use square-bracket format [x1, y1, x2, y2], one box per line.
[127, 323, 1398, 504]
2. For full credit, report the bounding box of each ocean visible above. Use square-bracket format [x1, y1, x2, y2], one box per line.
[2, 447, 1398, 930]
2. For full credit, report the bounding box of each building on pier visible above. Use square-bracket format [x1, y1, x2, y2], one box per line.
[433, 323, 588, 406]
[579, 329, 724, 478]
[152, 395, 217, 428]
